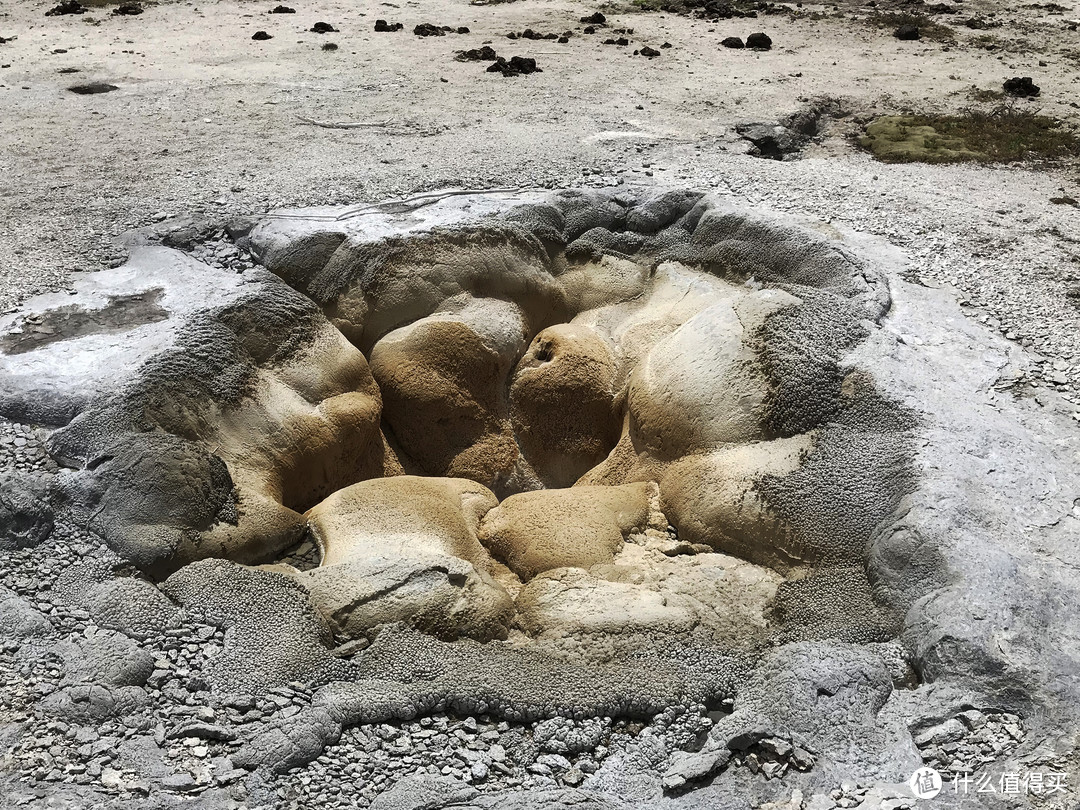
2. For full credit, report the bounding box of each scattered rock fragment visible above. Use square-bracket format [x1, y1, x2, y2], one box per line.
[0, 472, 53, 550]
[41, 684, 147, 723]
[270, 4, 295, 12]
[0, 35, 15, 44]
[894, 24, 920, 39]
[112, 3, 143, 15]
[911, 710, 1026, 777]
[233, 708, 342, 773]
[45, 0, 85, 15]
[1003, 76, 1040, 96]
[508, 29, 562, 40]
[374, 19, 403, 31]
[486, 55, 541, 76]
[580, 12, 606, 24]
[457, 26, 470, 33]
[721, 36, 744, 47]
[737, 101, 833, 159]
[0, 589, 53, 639]
[456, 45, 497, 61]
[252, 30, 273, 40]
[663, 749, 731, 792]
[370, 775, 480, 810]
[68, 82, 118, 94]
[414, 23, 453, 36]
[913, 718, 965, 748]
[604, 37, 630, 46]
[637, 45, 661, 57]
[322, 42, 337, 50]
[58, 629, 155, 688]
[583, 25, 597, 34]
[166, 722, 239, 742]
[161, 774, 199, 793]
[746, 31, 772, 48]
[1050, 195, 1078, 206]
[310, 21, 337, 33]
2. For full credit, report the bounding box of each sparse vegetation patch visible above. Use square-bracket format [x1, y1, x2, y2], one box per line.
[870, 12, 956, 41]
[860, 106, 1080, 163]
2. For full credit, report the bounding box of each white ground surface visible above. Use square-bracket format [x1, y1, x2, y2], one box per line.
[0, 0, 1078, 399]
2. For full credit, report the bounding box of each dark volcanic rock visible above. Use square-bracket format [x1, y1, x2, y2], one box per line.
[414, 23, 452, 36]
[456, 45, 498, 61]
[270, 5, 295, 12]
[112, 3, 143, 15]
[894, 24, 920, 39]
[580, 12, 607, 24]
[486, 55, 542, 76]
[638, 45, 661, 57]
[746, 31, 772, 48]
[310, 21, 337, 33]
[510, 28, 560, 40]
[45, 1, 86, 15]
[68, 82, 119, 94]
[736, 101, 833, 160]
[0, 35, 16, 44]
[252, 30, 273, 40]
[374, 19, 403, 32]
[1003, 76, 1040, 97]
[738, 122, 803, 159]
[322, 42, 338, 50]
[721, 35, 745, 47]
[510, 55, 540, 73]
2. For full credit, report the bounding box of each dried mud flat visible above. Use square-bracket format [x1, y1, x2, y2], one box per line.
[1, 0, 1080, 809]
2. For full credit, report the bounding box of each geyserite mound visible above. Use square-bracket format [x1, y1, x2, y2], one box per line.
[3, 189, 1077, 803]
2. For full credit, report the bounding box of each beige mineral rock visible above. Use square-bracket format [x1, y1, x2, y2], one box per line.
[478, 482, 662, 581]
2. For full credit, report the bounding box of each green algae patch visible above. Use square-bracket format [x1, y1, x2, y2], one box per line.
[861, 116, 983, 163]
[860, 109, 1080, 164]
